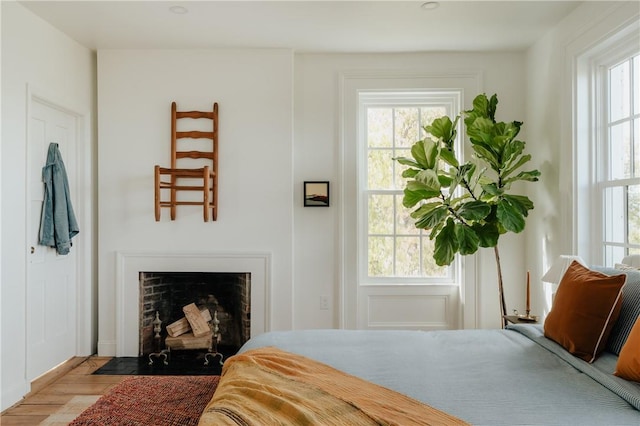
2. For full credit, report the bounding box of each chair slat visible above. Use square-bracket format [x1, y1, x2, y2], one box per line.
[175, 131, 215, 139]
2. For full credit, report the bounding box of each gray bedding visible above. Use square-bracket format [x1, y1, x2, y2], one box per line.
[239, 325, 640, 425]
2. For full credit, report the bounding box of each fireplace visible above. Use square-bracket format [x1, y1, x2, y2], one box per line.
[115, 251, 270, 357]
[139, 272, 250, 356]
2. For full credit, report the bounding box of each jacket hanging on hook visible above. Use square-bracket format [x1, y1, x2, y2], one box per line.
[39, 142, 79, 255]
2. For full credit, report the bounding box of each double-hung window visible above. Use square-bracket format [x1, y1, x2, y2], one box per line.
[598, 52, 640, 263]
[358, 91, 462, 284]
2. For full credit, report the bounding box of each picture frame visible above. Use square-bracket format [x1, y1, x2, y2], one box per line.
[303, 181, 330, 207]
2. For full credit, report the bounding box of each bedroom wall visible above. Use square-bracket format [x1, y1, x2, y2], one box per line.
[524, 1, 640, 319]
[293, 52, 529, 329]
[1, 2, 96, 411]
[96, 49, 294, 356]
[97, 48, 531, 352]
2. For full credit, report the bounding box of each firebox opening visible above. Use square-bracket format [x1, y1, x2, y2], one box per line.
[139, 272, 250, 357]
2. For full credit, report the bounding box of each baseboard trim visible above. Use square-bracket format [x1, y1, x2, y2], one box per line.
[28, 356, 89, 396]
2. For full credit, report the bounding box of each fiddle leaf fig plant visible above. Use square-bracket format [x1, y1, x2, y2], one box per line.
[394, 93, 541, 325]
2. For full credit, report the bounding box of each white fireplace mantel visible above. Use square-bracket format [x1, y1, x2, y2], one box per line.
[115, 251, 271, 357]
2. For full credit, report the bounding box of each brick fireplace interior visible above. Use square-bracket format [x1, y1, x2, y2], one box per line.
[139, 272, 251, 356]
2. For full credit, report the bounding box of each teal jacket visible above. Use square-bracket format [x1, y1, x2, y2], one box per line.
[39, 143, 79, 255]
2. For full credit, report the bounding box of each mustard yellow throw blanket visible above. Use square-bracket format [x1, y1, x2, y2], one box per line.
[198, 347, 469, 426]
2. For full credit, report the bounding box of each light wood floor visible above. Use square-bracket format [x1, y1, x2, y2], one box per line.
[0, 356, 129, 425]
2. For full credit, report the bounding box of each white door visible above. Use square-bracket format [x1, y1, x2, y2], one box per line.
[27, 99, 78, 381]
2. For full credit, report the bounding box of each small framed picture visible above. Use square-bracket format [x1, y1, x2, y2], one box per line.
[304, 181, 330, 207]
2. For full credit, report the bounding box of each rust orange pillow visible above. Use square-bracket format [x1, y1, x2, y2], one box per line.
[544, 261, 626, 363]
[615, 316, 640, 382]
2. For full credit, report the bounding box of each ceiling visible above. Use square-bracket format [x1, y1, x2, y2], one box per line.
[19, 1, 584, 53]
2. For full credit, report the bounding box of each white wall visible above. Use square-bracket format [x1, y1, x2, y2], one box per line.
[1, 2, 95, 411]
[524, 1, 640, 318]
[97, 48, 533, 348]
[96, 49, 294, 355]
[293, 52, 529, 329]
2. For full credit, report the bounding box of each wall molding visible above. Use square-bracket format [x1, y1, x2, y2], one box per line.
[111, 251, 271, 357]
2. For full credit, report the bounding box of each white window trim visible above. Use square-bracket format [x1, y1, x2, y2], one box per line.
[338, 70, 482, 330]
[571, 19, 640, 264]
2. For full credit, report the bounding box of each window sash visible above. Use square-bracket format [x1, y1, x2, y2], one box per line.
[596, 51, 640, 264]
[358, 91, 462, 285]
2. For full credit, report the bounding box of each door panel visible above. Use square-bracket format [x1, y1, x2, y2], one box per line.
[27, 99, 78, 381]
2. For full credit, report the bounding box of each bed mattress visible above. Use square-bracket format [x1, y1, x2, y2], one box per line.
[239, 325, 640, 425]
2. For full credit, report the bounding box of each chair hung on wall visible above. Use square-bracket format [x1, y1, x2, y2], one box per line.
[155, 102, 219, 222]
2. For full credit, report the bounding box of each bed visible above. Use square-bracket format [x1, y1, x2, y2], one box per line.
[198, 264, 640, 425]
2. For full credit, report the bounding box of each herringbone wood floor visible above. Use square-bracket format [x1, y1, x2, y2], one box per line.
[0, 357, 130, 425]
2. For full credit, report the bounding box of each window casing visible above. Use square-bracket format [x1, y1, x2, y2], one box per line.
[576, 24, 640, 266]
[358, 91, 462, 284]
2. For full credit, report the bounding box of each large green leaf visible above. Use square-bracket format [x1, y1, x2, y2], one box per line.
[502, 194, 534, 216]
[439, 147, 459, 167]
[467, 117, 495, 146]
[426, 116, 455, 143]
[402, 187, 441, 208]
[455, 223, 480, 255]
[457, 200, 491, 221]
[438, 173, 454, 189]
[434, 219, 457, 266]
[449, 193, 472, 206]
[407, 180, 433, 192]
[410, 201, 444, 219]
[471, 143, 500, 170]
[410, 141, 428, 169]
[503, 170, 541, 185]
[401, 168, 420, 178]
[444, 116, 459, 150]
[496, 198, 526, 233]
[472, 94, 490, 115]
[394, 157, 422, 168]
[464, 94, 497, 128]
[481, 183, 502, 196]
[501, 152, 529, 177]
[469, 116, 495, 134]
[492, 136, 510, 156]
[423, 139, 439, 169]
[428, 221, 445, 240]
[415, 205, 449, 230]
[415, 169, 441, 192]
[505, 121, 522, 138]
[502, 140, 525, 168]
[472, 222, 500, 247]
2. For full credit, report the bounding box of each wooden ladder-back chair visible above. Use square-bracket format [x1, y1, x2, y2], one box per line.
[154, 102, 219, 221]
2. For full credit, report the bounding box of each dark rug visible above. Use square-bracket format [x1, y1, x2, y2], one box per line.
[69, 375, 220, 425]
[93, 347, 237, 376]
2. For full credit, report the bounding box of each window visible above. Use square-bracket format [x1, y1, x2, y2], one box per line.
[573, 18, 640, 268]
[599, 53, 640, 264]
[358, 91, 461, 283]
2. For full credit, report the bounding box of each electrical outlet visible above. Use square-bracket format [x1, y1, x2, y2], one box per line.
[320, 295, 329, 310]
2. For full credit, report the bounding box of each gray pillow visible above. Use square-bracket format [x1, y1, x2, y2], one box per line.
[592, 266, 640, 355]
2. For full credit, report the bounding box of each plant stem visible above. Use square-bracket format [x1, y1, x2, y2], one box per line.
[461, 178, 478, 201]
[494, 245, 507, 328]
